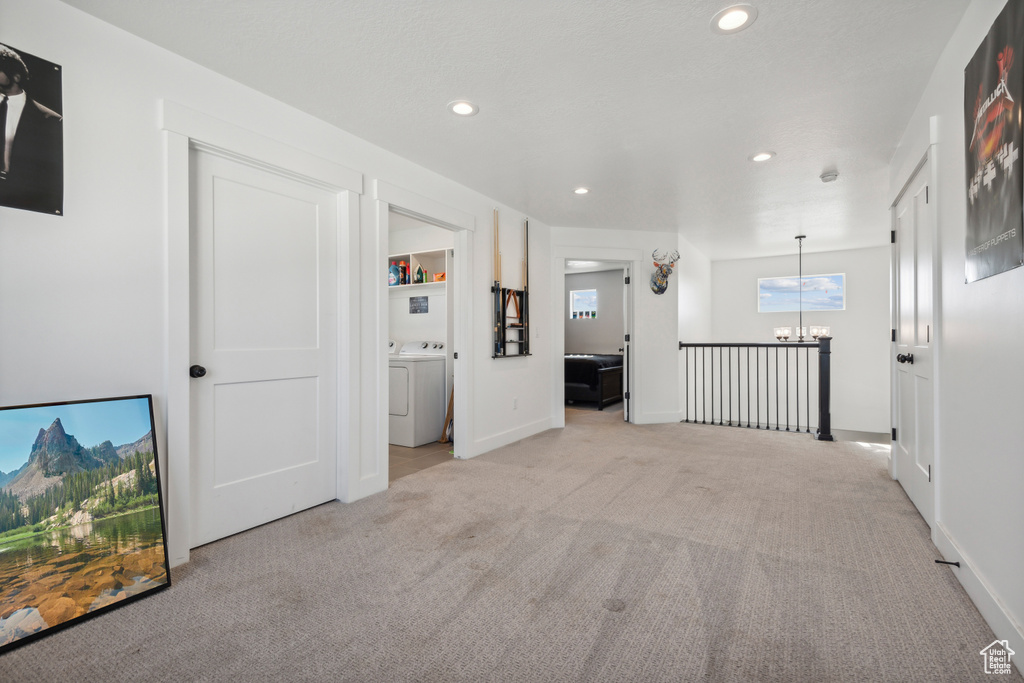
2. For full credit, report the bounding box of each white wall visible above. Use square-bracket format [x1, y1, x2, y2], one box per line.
[678, 243, 713, 344]
[389, 215, 454, 254]
[389, 289, 447, 347]
[564, 270, 624, 354]
[890, 0, 1023, 657]
[711, 247, 891, 432]
[3, 1, 555, 565]
[467, 210, 554, 453]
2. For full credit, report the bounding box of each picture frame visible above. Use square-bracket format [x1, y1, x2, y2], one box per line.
[0, 41, 64, 216]
[963, 0, 1024, 282]
[0, 395, 170, 653]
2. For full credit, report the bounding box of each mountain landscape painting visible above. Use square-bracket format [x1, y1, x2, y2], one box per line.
[0, 395, 169, 653]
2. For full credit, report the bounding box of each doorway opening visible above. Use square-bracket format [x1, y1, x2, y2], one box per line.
[385, 211, 458, 482]
[562, 259, 633, 423]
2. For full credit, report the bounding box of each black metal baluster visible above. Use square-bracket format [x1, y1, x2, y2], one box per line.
[684, 348, 692, 421]
[728, 348, 732, 426]
[702, 346, 707, 424]
[775, 347, 780, 430]
[708, 348, 716, 421]
[785, 346, 790, 431]
[795, 345, 800, 433]
[718, 347, 723, 425]
[806, 346, 812, 433]
[802, 348, 811, 432]
[709, 346, 714, 424]
[746, 347, 751, 428]
[710, 347, 715, 425]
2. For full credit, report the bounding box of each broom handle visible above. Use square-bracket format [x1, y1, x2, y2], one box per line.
[523, 218, 529, 291]
[493, 208, 501, 283]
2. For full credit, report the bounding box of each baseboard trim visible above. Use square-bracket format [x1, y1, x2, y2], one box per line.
[634, 410, 684, 425]
[469, 417, 553, 458]
[935, 521, 1023, 672]
[338, 475, 387, 504]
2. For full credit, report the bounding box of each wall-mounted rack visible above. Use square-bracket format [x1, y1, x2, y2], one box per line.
[491, 210, 530, 358]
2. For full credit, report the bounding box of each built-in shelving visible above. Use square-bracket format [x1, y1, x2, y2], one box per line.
[388, 249, 448, 290]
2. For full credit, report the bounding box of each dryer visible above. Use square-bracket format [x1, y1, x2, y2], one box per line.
[389, 340, 446, 447]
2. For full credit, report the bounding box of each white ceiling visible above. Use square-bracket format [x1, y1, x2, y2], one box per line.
[60, 0, 971, 260]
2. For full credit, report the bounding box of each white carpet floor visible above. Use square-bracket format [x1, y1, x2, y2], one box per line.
[2, 408, 1017, 681]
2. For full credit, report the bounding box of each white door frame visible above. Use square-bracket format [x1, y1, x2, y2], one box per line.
[161, 100, 362, 567]
[889, 139, 942, 530]
[373, 181, 475, 464]
[552, 247, 643, 428]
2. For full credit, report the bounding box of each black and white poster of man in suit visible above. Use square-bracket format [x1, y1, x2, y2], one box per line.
[0, 42, 63, 216]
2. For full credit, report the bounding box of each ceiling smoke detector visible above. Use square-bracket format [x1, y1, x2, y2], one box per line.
[820, 170, 839, 183]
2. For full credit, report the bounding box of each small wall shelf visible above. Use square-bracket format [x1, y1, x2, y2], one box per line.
[388, 249, 448, 289]
[392, 280, 445, 291]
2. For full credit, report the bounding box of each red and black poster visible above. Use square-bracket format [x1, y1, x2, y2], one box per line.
[965, 0, 1024, 282]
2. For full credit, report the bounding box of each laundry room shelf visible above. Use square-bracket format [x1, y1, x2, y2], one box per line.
[389, 280, 445, 293]
[388, 249, 449, 288]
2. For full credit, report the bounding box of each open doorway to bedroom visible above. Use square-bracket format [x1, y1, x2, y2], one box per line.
[563, 259, 632, 422]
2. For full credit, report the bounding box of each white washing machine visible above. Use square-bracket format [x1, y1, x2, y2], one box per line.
[389, 340, 446, 447]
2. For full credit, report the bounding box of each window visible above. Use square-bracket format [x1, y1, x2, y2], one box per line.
[757, 273, 846, 312]
[570, 289, 598, 319]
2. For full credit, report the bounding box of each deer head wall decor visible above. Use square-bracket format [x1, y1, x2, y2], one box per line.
[650, 249, 680, 295]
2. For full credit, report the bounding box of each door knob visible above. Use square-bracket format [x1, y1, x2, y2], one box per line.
[896, 353, 914, 365]
[189, 364, 207, 378]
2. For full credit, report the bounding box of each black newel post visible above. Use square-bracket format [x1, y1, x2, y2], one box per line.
[815, 336, 834, 441]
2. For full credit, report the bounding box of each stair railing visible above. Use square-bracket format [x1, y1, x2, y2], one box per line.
[678, 337, 833, 440]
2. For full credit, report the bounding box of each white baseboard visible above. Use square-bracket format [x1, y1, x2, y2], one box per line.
[469, 416, 553, 458]
[634, 410, 684, 425]
[935, 521, 1023, 673]
[336, 470, 387, 504]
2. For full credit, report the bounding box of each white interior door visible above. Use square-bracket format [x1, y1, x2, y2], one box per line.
[892, 158, 935, 526]
[189, 149, 338, 547]
[622, 267, 631, 423]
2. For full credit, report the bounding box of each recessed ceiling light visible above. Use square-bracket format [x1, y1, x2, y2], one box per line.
[447, 100, 478, 116]
[567, 260, 600, 268]
[749, 151, 775, 162]
[574, 187, 590, 195]
[711, 4, 758, 34]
